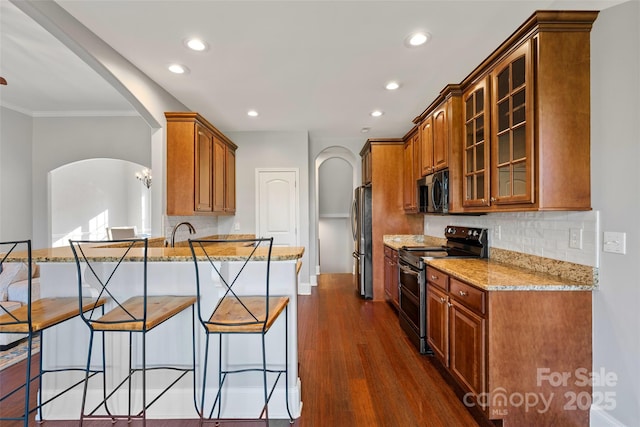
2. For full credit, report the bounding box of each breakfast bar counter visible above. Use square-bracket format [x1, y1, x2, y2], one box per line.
[16, 242, 305, 421]
[26, 243, 305, 263]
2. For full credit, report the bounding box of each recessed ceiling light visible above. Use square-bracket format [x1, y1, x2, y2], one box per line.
[405, 31, 431, 47]
[370, 110, 384, 117]
[168, 64, 189, 74]
[185, 38, 209, 52]
[247, 110, 259, 117]
[361, 127, 371, 133]
[385, 81, 400, 90]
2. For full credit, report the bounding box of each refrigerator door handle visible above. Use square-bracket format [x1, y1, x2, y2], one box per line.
[352, 251, 360, 259]
[350, 196, 358, 242]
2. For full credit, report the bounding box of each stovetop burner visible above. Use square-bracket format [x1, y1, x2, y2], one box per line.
[398, 226, 488, 269]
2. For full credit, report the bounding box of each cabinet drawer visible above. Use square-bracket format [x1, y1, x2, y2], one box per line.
[426, 267, 449, 292]
[450, 278, 485, 315]
[384, 245, 393, 258]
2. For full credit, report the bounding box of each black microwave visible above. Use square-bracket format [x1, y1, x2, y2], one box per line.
[418, 170, 449, 214]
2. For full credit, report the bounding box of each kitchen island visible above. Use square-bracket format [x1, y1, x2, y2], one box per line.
[15, 241, 305, 421]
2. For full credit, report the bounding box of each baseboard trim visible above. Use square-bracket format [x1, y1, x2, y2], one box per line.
[298, 282, 311, 295]
[591, 405, 628, 427]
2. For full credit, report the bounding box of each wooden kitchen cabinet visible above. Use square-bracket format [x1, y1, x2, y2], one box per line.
[462, 77, 491, 208]
[166, 112, 237, 216]
[195, 123, 214, 212]
[383, 245, 399, 309]
[412, 85, 464, 211]
[419, 116, 433, 177]
[426, 265, 592, 426]
[213, 137, 236, 213]
[449, 280, 486, 398]
[419, 102, 449, 177]
[427, 270, 486, 396]
[225, 145, 236, 213]
[402, 129, 419, 213]
[460, 11, 597, 212]
[432, 106, 449, 173]
[426, 280, 448, 362]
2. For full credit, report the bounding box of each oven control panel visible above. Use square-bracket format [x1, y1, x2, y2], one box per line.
[444, 226, 487, 243]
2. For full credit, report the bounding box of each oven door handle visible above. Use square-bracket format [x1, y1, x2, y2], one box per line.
[399, 264, 419, 276]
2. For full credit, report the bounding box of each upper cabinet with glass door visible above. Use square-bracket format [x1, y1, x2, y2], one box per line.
[463, 77, 490, 208]
[491, 41, 533, 206]
[460, 11, 597, 213]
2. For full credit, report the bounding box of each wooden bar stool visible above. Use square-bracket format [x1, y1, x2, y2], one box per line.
[0, 239, 106, 426]
[188, 237, 293, 425]
[69, 238, 197, 426]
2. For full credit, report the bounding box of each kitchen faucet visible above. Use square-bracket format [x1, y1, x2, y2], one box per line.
[171, 222, 196, 247]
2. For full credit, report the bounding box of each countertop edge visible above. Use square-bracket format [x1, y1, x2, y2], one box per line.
[426, 258, 595, 292]
[9, 246, 305, 263]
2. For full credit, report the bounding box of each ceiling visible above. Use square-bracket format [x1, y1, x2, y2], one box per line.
[0, 0, 627, 140]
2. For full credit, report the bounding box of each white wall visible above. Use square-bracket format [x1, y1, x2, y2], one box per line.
[31, 116, 151, 247]
[223, 131, 310, 285]
[589, 3, 640, 426]
[0, 106, 32, 241]
[319, 157, 353, 216]
[50, 159, 151, 245]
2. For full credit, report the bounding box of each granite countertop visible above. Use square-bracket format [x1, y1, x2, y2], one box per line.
[384, 234, 595, 291]
[427, 258, 593, 291]
[383, 235, 446, 250]
[9, 236, 304, 263]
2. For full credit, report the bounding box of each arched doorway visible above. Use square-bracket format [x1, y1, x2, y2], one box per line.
[49, 158, 151, 246]
[315, 147, 359, 275]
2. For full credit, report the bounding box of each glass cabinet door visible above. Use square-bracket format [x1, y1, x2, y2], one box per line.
[463, 77, 490, 207]
[491, 41, 534, 205]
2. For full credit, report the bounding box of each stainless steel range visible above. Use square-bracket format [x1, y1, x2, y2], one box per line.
[397, 226, 488, 354]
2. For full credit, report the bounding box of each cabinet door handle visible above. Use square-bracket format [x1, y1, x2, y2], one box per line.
[490, 197, 497, 203]
[458, 290, 468, 297]
[440, 297, 447, 303]
[431, 275, 439, 281]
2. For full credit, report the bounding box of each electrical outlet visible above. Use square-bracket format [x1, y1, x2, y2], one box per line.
[234, 222, 240, 231]
[603, 231, 626, 254]
[493, 225, 501, 241]
[569, 228, 583, 249]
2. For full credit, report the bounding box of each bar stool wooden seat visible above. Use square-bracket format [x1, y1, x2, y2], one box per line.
[69, 238, 196, 426]
[0, 239, 106, 427]
[188, 237, 293, 426]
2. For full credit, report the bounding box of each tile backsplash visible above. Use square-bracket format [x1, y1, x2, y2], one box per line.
[424, 210, 599, 267]
[163, 215, 219, 243]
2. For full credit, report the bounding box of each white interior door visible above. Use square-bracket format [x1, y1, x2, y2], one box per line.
[256, 169, 299, 246]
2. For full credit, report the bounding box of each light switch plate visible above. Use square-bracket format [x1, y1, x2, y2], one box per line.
[603, 231, 626, 254]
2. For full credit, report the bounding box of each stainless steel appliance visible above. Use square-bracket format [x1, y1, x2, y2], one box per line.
[398, 225, 488, 354]
[350, 185, 373, 299]
[417, 169, 449, 214]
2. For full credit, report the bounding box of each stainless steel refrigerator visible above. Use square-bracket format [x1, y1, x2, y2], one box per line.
[351, 185, 373, 299]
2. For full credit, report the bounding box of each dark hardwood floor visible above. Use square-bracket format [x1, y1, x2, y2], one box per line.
[1, 273, 490, 426]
